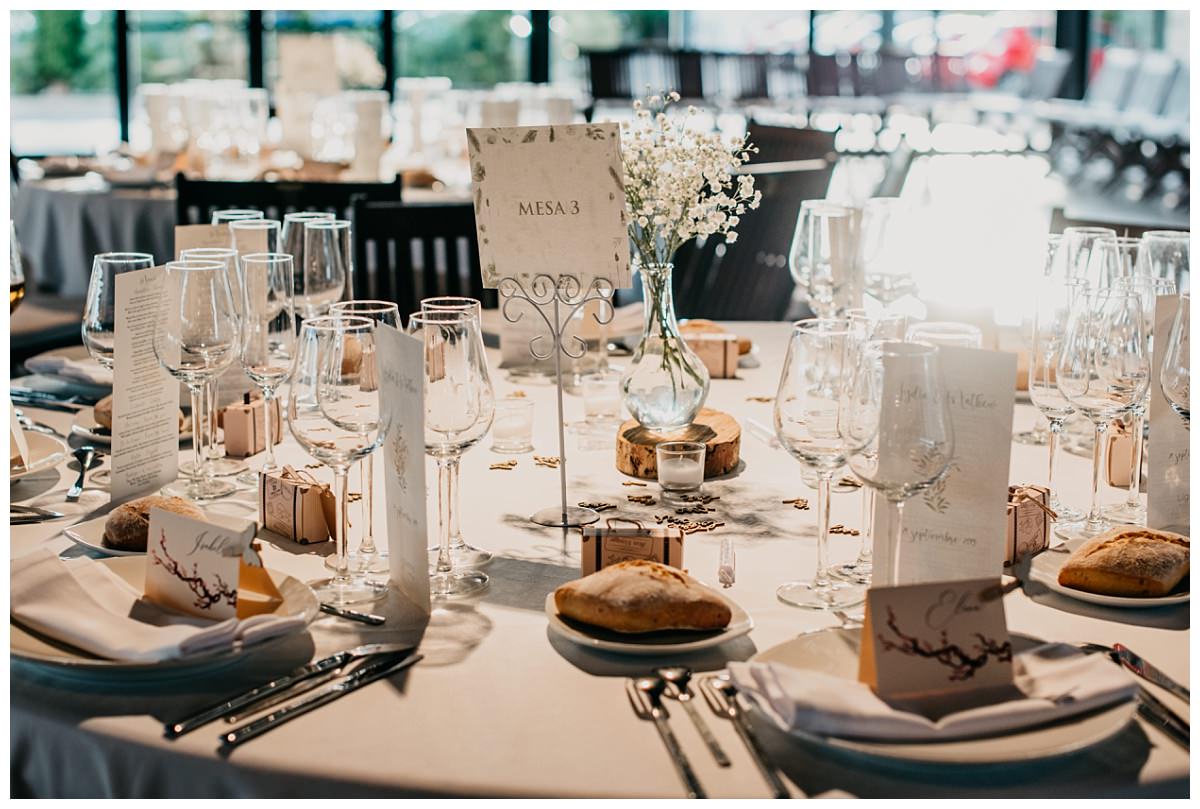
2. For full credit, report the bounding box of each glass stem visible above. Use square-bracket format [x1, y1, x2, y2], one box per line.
[1126, 408, 1145, 509]
[1087, 420, 1109, 530]
[448, 461, 462, 547]
[359, 454, 377, 557]
[1047, 417, 1062, 491]
[206, 380, 220, 461]
[188, 386, 205, 491]
[890, 500, 906, 586]
[261, 388, 277, 473]
[332, 465, 351, 585]
[813, 474, 832, 588]
[436, 455, 459, 576]
[857, 488, 875, 564]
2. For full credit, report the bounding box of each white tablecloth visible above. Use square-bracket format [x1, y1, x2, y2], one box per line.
[9, 322, 1189, 798]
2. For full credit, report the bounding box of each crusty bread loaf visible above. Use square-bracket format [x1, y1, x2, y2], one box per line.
[94, 394, 185, 433]
[103, 495, 204, 552]
[554, 560, 732, 633]
[1058, 527, 1189, 598]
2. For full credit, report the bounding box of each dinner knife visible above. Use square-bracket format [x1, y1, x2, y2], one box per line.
[163, 642, 415, 739]
[10, 396, 85, 414]
[1136, 687, 1190, 750]
[320, 603, 386, 626]
[1114, 644, 1189, 704]
[221, 651, 423, 749]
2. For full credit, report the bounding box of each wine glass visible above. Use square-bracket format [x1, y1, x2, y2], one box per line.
[773, 319, 865, 609]
[82, 252, 156, 369]
[841, 340, 955, 586]
[833, 308, 908, 586]
[788, 201, 860, 318]
[212, 209, 264, 225]
[857, 197, 916, 306]
[235, 253, 296, 486]
[1140, 230, 1190, 293]
[288, 315, 384, 605]
[1160, 293, 1190, 428]
[230, 218, 280, 255]
[1061, 226, 1118, 286]
[420, 296, 497, 570]
[905, 321, 983, 349]
[325, 299, 401, 580]
[407, 310, 493, 598]
[153, 259, 240, 501]
[180, 246, 247, 479]
[280, 211, 334, 303]
[1056, 289, 1150, 541]
[298, 219, 350, 318]
[1016, 235, 1065, 447]
[10, 222, 25, 314]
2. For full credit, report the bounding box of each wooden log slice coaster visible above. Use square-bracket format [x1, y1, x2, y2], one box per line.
[615, 408, 741, 480]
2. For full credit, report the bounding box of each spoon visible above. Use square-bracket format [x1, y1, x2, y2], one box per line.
[66, 445, 97, 502]
[658, 666, 731, 767]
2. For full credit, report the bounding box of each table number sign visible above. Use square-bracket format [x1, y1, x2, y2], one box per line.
[874, 347, 1017, 586]
[110, 267, 180, 502]
[145, 507, 281, 621]
[1148, 295, 1189, 534]
[467, 122, 631, 290]
[859, 578, 1016, 717]
[375, 324, 431, 615]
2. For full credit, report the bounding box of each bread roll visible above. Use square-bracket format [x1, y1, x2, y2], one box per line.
[103, 495, 205, 552]
[1058, 527, 1189, 598]
[94, 395, 185, 433]
[554, 560, 732, 633]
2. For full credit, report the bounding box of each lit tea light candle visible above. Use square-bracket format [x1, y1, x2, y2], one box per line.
[656, 441, 706, 499]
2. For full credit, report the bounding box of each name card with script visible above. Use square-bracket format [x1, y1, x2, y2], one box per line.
[1148, 295, 1189, 533]
[375, 324, 431, 615]
[467, 123, 631, 290]
[145, 507, 282, 621]
[111, 268, 180, 502]
[859, 578, 1016, 717]
[874, 347, 1017, 586]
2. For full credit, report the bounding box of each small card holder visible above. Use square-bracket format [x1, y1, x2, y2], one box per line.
[259, 466, 335, 545]
[580, 517, 684, 575]
[1004, 484, 1054, 565]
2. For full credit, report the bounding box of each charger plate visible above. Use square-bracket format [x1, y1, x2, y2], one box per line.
[10, 432, 70, 481]
[746, 628, 1136, 765]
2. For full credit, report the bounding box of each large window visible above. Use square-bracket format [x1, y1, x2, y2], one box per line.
[10, 10, 118, 155]
[549, 11, 667, 89]
[395, 12, 528, 88]
[129, 11, 247, 86]
[266, 11, 383, 91]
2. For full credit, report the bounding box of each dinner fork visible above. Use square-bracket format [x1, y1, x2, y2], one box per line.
[698, 673, 790, 798]
[658, 667, 731, 767]
[625, 677, 705, 799]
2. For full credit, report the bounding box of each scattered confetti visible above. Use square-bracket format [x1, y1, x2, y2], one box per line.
[621, 481, 648, 487]
[507, 390, 527, 398]
[782, 497, 810, 510]
[534, 455, 561, 469]
[829, 524, 861, 536]
[675, 505, 715, 515]
[578, 501, 615, 512]
[838, 476, 863, 489]
[654, 514, 725, 534]
[490, 459, 519, 471]
[746, 396, 774, 403]
[627, 494, 656, 505]
[679, 493, 720, 505]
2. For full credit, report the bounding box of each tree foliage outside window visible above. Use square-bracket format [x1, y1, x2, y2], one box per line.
[10, 10, 114, 94]
[396, 11, 527, 88]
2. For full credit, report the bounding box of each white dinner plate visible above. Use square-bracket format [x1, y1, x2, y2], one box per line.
[71, 405, 198, 446]
[1029, 535, 1190, 609]
[11, 555, 318, 678]
[10, 431, 70, 481]
[746, 629, 1136, 765]
[544, 588, 753, 656]
[62, 514, 144, 557]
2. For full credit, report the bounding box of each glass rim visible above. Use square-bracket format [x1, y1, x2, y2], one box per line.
[94, 251, 154, 264]
[212, 208, 264, 217]
[163, 259, 226, 271]
[656, 440, 706, 453]
[1061, 226, 1118, 239]
[800, 199, 852, 216]
[862, 338, 939, 357]
[1141, 230, 1190, 242]
[791, 317, 850, 335]
[229, 218, 281, 230]
[421, 296, 482, 311]
[240, 252, 294, 264]
[299, 314, 375, 334]
[180, 247, 237, 257]
[407, 309, 470, 325]
[907, 320, 982, 334]
[303, 218, 351, 230]
[283, 211, 336, 222]
[331, 299, 401, 314]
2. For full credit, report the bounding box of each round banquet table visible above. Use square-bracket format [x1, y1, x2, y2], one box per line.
[9, 322, 1189, 798]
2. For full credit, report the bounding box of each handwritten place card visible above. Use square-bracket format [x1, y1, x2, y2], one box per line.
[110, 268, 180, 503]
[145, 507, 280, 621]
[1148, 295, 1189, 534]
[375, 324, 431, 615]
[467, 123, 631, 290]
[859, 578, 1015, 717]
[874, 347, 1017, 586]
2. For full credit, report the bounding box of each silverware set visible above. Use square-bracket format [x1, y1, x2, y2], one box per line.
[1077, 641, 1189, 750]
[165, 643, 421, 747]
[10, 504, 65, 525]
[624, 668, 789, 799]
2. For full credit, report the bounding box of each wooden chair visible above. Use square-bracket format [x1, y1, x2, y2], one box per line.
[174, 174, 402, 225]
[746, 122, 836, 164]
[350, 199, 497, 319]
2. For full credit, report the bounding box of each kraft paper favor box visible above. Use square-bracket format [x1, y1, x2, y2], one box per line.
[1004, 484, 1053, 565]
[223, 395, 283, 458]
[1105, 421, 1144, 489]
[684, 333, 740, 379]
[259, 466, 335, 545]
[581, 518, 685, 575]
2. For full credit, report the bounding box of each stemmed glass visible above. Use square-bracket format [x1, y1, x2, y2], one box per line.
[1160, 293, 1190, 428]
[905, 321, 983, 349]
[407, 310, 493, 598]
[773, 319, 865, 609]
[153, 259, 241, 501]
[324, 299, 401, 581]
[857, 197, 916, 307]
[421, 296, 497, 570]
[1015, 235, 1062, 447]
[230, 218, 280, 255]
[288, 315, 384, 605]
[788, 201, 859, 318]
[235, 253, 296, 486]
[1140, 231, 1190, 292]
[1055, 290, 1150, 541]
[298, 219, 351, 318]
[82, 252, 156, 369]
[841, 340, 955, 586]
[1061, 226, 1118, 285]
[212, 209, 264, 225]
[280, 211, 334, 275]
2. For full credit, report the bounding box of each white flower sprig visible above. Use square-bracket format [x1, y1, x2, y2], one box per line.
[621, 91, 761, 268]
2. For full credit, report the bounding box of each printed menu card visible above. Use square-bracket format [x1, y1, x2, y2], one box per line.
[1148, 295, 1189, 534]
[467, 122, 631, 290]
[375, 324, 431, 615]
[110, 267, 180, 503]
[874, 347, 1017, 586]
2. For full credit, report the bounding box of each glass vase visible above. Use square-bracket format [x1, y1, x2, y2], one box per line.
[621, 262, 710, 432]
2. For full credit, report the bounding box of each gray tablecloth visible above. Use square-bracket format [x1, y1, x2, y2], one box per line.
[13, 177, 176, 297]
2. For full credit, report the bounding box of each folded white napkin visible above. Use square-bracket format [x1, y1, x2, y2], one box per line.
[728, 643, 1137, 743]
[24, 355, 114, 387]
[11, 548, 306, 663]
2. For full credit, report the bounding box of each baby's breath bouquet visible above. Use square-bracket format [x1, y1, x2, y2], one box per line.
[618, 91, 761, 432]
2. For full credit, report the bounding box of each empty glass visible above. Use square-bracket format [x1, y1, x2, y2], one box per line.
[212, 209, 264, 225]
[580, 369, 624, 424]
[1160, 293, 1190, 428]
[1140, 231, 1190, 293]
[857, 197, 916, 306]
[82, 252, 156, 369]
[298, 219, 351, 318]
[788, 201, 860, 318]
[230, 218, 280, 255]
[280, 211, 335, 304]
[905, 321, 983, 349]
[1061, 226, 1118, 286]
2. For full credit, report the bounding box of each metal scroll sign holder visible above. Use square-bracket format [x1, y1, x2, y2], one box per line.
[497, 272, 615, 529]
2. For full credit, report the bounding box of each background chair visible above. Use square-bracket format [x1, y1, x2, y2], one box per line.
[746, 122, 837, 164]
[175, 174, 402, 225]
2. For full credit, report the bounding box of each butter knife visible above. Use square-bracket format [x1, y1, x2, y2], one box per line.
[164, 642, 415, 738]
[1114, 643, 1189, 704]
[221, 651, 423, 749]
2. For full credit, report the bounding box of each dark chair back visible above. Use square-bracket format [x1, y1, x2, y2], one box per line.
[1123, 52, 1179, 117]
[351, 199, 497, 318]
[806, 54, 843, 97]
[1083, 47, 1140, 109]
[175, 174, 402, 225]
[1022, 47, 1072, 100]
[586, 49, 634, 100]
[671, 161, 836, 321]
[706, 53, 770, 101]
[746, 123, 836, 164]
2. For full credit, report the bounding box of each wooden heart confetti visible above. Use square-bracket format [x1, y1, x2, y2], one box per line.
[490, 459, 519, 471]
[534, 455, 561, 469]
[782, 497, 810, 510]
[627, 494, 656, 505]
[578, 501, 615, 512]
